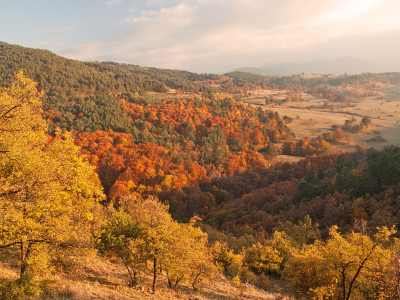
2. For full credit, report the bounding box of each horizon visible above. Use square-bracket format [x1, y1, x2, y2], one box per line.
[0, 41, 385, 75]
[1, 0, 400, 73]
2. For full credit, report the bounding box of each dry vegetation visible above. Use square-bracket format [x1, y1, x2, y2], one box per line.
[244, 81, 400, 154]
[0, 261, 284, 300]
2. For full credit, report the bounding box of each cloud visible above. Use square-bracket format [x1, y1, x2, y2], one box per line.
[322, 0, 382, 23]
[36, 40, 51, 46]
[106, 0, 122, 6]
[146, 0, 178, 6]
[64, 26, 76, 32]
[59, 42, 106, 60]
[37, 28, 50, 33]
[59, 0, 400, 73]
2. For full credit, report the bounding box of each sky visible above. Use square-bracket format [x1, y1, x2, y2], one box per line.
[1, 0, 400, 73]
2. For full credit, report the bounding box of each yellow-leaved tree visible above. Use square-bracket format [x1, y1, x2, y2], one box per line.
[0, 72, 105, 278]
[285, 225, 395, 300]
[164, 216, 217, 291]
[99, 195, 217, 293]
[244, 242, 283, 275]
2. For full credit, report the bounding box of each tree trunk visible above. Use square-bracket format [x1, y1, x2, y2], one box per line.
[152, 257, 157, 293]
[396, 260, 400, 300]
[342, 269, 346, 300]
[20, 242, 32, 278]
[133, 269, 138, 286]
[121, 256, 136, 286]
[174, 276, 183, 290]
[345, 248, 375, 300]
[192, 271, 202, 291]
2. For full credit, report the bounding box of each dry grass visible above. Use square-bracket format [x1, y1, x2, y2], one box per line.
[0, 259, 286, 300]
[274, 155, 303, 164]
[244, 84, 400, 154]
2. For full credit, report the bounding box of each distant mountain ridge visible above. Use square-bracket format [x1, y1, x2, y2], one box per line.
[234, 57, 400, 76]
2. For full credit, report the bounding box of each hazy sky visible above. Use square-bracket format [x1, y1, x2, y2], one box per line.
[1, 0, 400, 73]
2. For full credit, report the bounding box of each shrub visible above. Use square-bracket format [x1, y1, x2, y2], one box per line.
[0, 276, 41, 300]
[257, 274, 270, 290]
[240, 268, 256, 284]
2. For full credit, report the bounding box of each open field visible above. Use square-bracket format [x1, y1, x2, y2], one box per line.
[243, 83, 400, 153]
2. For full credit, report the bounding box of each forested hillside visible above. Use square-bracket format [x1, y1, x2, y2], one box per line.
[225, 70, 400, 89]
[0, 42, 222, 133]
[1, 42, 400, 300]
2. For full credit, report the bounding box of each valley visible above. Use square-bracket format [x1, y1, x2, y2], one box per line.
[1, 42, 400, 300]
[243, 79, 400, 156]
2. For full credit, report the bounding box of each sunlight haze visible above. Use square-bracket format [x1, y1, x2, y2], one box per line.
[1, 0, 400, 72]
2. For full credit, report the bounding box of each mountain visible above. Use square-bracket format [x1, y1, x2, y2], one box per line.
[0, 41, 218, 134]
[234, 56, 400, 76]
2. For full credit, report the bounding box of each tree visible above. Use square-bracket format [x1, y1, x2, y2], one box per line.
[164, 217, 217, 291]
[0, 72, 105, 278]
[265, 142, 278, 158]
[297, 170, 324, 199]
[285, 225, 395, 300]
[283, 242, 328, 299]
[375, 238, 400, 299]
[320, 226, 394, 300]
[368, 146, 400, 188]
[214, 242, 233, 274]
[275, 216, 320, 247]
[213, 242, 244, 277]
[269, 231, 293, 271]
[98, 209, 145, 286]
[361, 116, 371, 128]
[106, 195, 217, 292]
[118, 195, 175, 293]
[244, 243, 282, 275]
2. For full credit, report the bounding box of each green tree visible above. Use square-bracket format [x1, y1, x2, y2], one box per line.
[98, 209, 145, 286]
[265, 142, 278, 157]
[297, 170, 324, 199]
[368, 146, 400, 188]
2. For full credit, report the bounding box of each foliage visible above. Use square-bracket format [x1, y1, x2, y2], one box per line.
[97, 209, 144, 286]
[225, 71, 400, 92]
[0, 42, 171, 134]
[256, 274, 271, 291]
[2, 45, 400, 298]
[213, 242, 243, 277]
[282, 137, 330, 157]
[285, 225, 395, 300]
[0, 72, 105, 278]
[0, 275, 41, 300]
[296, 171, 325, 199]
[98, 195, 217, 292]
[368, 146, 400, 189]
[274, 216, 320, 247]
[244, 243, 282, 275]
[231, 275, 245, 295]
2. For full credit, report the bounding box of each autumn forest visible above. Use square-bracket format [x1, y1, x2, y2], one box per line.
[1, 41, 400, 300]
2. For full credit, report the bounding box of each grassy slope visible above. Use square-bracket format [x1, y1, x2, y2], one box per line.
[0, 262, 282, 300]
